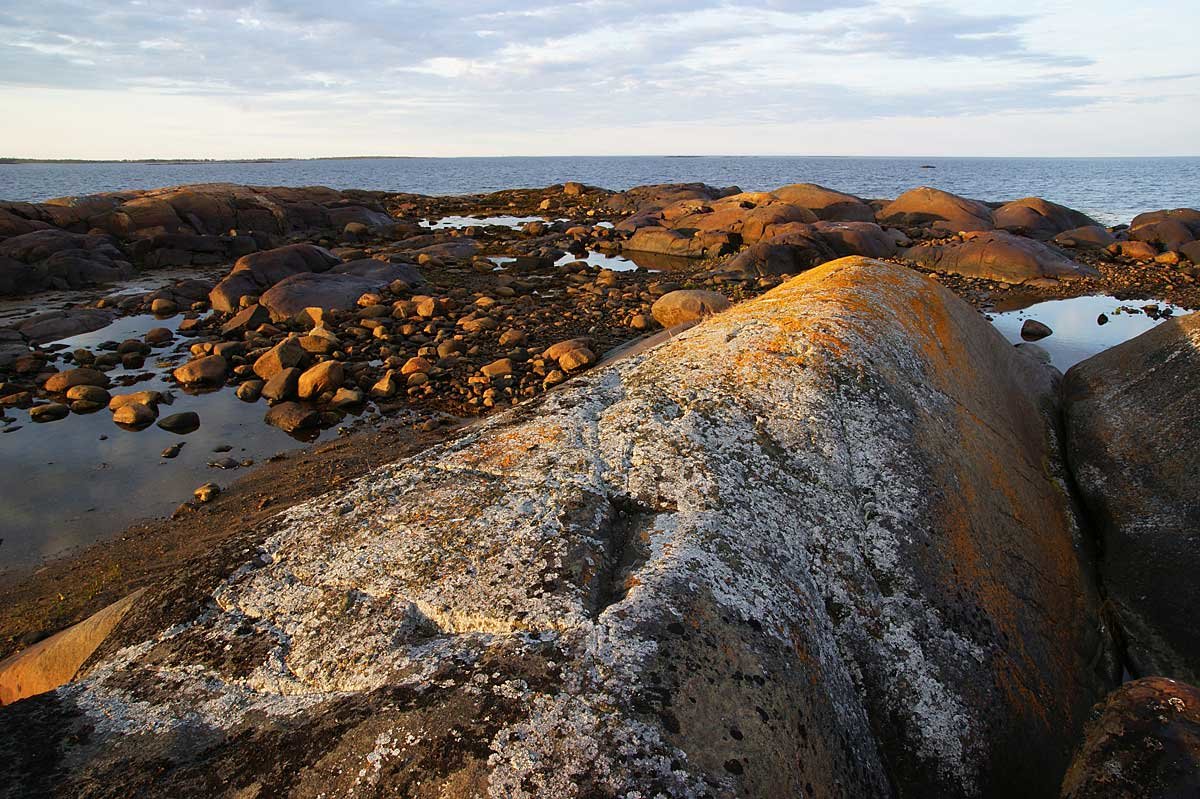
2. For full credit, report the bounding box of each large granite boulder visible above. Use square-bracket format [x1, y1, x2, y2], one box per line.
[259, 260, 422, 321]
[1060, 677, 1200, 799]
[993, 198, 1099, 240]
[1128, 208, 1200, 252]
[721, 227, 837, 277]
[1053, 226, 1116, 249]
[622, 226, 737, 259]
[770, 183, 876, 222]
[0, 229, 133, 296]
[661, 193, 818, 244]
[878, 187, 995, 233]
[1063, 312, 1200, 682]
[903, 231, 1099, 284]
[0, 258, 1114, 798]
[718, 221, 895, 279]
[605, 183, 740, 216]
[209, 244, 341, 313]
[812, 220, 898, 258]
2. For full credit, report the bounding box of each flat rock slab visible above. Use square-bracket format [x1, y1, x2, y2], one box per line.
[0, 258, 1113, 798]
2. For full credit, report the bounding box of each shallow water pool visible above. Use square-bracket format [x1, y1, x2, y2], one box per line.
[987, 294, 1187, 372]
[0, 312, 343, 574]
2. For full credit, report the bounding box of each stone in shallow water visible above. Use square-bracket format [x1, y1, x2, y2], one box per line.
[157, 411, 200, 434]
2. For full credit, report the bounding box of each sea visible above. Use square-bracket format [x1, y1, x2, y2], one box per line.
[2, 156, 1198, 227]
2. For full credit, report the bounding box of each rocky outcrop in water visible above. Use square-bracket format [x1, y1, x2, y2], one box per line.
[0, 257, 1115, 797]
[1064, 311, 1200, 682]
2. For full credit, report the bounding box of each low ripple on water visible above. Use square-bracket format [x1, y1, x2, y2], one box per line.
[2, 156, 1197, 226]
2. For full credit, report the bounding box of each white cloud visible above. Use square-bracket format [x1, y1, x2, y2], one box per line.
[0, 0, 1195, 157]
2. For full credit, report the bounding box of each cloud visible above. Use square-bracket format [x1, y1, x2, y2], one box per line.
[0, 1, 1195, 156]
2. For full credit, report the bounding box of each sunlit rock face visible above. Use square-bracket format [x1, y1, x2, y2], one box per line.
[0, 258, 1114, 798]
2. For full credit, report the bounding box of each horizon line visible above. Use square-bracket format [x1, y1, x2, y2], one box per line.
[3, 154, 1199, 164]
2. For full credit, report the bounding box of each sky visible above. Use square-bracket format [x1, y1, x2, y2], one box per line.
[0, 0, 1197, 159]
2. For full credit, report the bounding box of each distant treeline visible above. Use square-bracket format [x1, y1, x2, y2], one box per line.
[0, 156, 415, 164]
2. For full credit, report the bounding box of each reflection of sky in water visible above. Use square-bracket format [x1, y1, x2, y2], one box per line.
[988, 295, 1185, 372]
[489, 251, 641, 272]
[0, 267, 225, 326]
[423, 215, 561, 230]
[0, 313, 339, 573]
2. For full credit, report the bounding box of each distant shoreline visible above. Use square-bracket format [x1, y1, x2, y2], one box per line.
[2, 155, 1197, 165]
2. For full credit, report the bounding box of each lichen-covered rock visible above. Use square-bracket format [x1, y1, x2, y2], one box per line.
[903, 231, 1100, 284]
[0, 258, 1113, 798]
[1060, 677, 1200, 799]
[1063, 312, 1200, 682]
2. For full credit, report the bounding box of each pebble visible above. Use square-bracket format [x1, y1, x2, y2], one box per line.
[194, 482, 220, 503]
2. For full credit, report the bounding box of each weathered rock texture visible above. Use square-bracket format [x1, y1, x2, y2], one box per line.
[1063, 312, 1200, 682]
[0, 258, 1113, 798]
[0, 229, 133, 296]
[1060, 677, 1200, 799]
[903, 231, 1099, 284]
[877, 187, 995, 233]
[0, 592, 144, 706]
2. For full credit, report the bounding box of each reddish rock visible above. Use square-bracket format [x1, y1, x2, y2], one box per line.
[878, 186, 994, 233]
[1061, 678, 1200, 799]
[650, 289, 732, 327]
[904, 231, 1099, 284]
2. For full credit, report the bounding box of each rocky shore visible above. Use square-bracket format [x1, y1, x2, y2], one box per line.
[1, 180, 1199, 797]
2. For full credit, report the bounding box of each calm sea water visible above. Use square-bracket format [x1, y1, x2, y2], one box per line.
[2, 156, 1198, 227]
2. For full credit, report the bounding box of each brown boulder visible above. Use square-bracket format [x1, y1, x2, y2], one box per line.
[209, 244, 341, 314]
[264, 401, 320, 434]
[605, 182, 739, 215]
[771, 183, 876, 222]
[650, 289, 732, 327]
[1130, 218, 1198, 252]
[44, 367, 109, 393]
[878, 186, 994, 233]
[994, 197, 1098, 240]
[259, 262, 422, 323]
[253, 338, 308, 381]
[172, 355, 228, 386]
[622, 226, 735, 259]
[721, 227, 837, 277]
[1053, 226, 1116, 249]
[903, 231, 1099, 284]
[1061, 678, 1200, 799]
[812, 220, 898, 258]
[297, 360, 344, 400]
